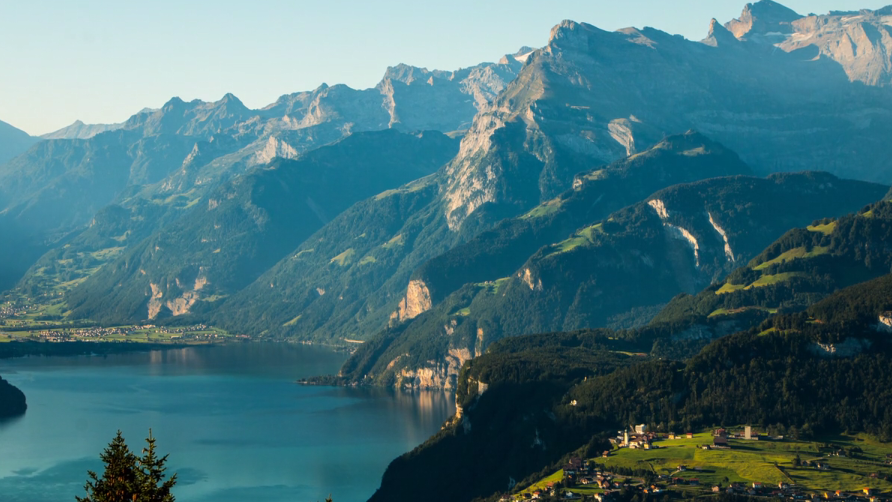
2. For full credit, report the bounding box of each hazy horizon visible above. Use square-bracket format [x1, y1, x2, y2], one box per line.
[2, 0, 888, 136]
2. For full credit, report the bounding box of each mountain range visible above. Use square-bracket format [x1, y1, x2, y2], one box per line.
[210, 1, 892, 352]
[2, 1, 892, 391]
[0, 53, 525, 291]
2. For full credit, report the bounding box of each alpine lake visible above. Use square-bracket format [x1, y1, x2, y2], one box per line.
[0, 343, 454, 502]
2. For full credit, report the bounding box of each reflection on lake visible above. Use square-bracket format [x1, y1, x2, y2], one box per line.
[0, 343, 454, 502]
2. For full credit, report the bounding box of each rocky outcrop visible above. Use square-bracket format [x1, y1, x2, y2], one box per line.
[648, 199, 670, 220]
[397, 348, 472, 390]
[809, 338, 872, 358]
[392, 280, 433, 322]
[521, 268, 543, 291]
[725, 0, 801, 40]
[878, 312, 892, 333]
[253, 136, 299, 165]
[147, 283, 164, 320]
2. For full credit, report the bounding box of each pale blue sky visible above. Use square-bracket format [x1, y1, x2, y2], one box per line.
[1, 0, 887, 135]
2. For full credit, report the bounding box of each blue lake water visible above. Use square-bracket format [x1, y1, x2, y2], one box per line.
[0, 343, 454, 502]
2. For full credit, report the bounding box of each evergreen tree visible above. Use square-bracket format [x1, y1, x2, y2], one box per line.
[135, 429, 177, 502]
[76, 430, 138, 502]
[77, 430, 178, 502]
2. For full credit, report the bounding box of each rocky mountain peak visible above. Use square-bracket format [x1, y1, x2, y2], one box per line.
[548, 19, 599, 52]
[162, 96, 187, 111]
[212, 93, 251, 117]
[382, 64, 451, 85]
[40, 119, 125, 140]
[704, 18, 739, 46]
[500, 46, 538, 64]
[218, 92, 244, 106]
[725, 0, 802, 39]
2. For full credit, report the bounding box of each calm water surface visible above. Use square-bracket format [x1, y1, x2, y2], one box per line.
[0, 344, 454, 502]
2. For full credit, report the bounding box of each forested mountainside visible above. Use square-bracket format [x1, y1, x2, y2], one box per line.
[370, 272, 892, 502]
[213, 5, 892, 351]
[0, 375, 27, 419]
[60, 131, 459, 324]
[647, 199, 892, 359]
[333, 172, 887, 389]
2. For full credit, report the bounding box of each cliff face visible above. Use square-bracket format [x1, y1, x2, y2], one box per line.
[391, 279, 433, 323]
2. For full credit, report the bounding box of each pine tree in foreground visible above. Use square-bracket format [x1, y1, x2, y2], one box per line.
[76, 430, 138, 502]
[135, 429, 177, 502]
[77, 430, 177, 502]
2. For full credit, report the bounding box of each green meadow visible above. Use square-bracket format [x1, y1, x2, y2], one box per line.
[518, 432, 892, 498]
